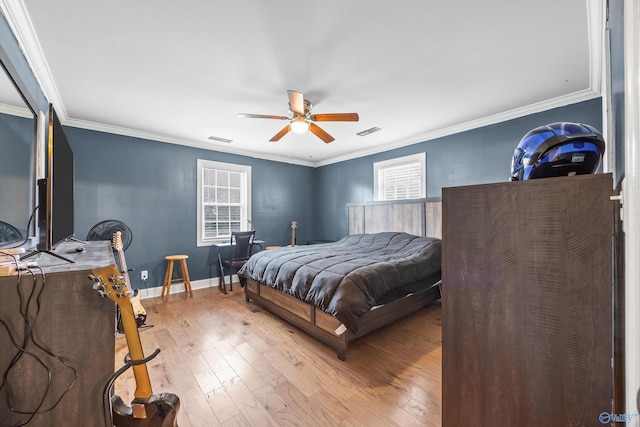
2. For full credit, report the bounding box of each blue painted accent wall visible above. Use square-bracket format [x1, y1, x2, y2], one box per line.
[0, 113, 32, 236]
[66, 127, 315, 290]
[1, 95, 602, 291]
[315, 98, 603, 241]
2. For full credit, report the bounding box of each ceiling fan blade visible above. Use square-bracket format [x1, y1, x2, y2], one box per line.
[270, 125, 291, 142]
[309, 113, 360, 122]
[238, 113, 289, 120]
[287, 90, 305, 115]
[309, 123, 335, 143]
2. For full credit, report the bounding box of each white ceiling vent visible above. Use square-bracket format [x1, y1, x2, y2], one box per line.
[208, 136, 233, 143]
[356, 127, 381, 137]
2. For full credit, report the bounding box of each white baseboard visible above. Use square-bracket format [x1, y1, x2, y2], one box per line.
[136, 275, 240, 299]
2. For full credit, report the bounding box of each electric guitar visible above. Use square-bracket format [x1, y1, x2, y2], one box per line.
[290, 221, 297, 247]
[113, 231, 147, 328]
[91, 264, 180, 427]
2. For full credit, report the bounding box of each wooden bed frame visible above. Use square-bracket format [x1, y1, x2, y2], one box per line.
[243, 197, 442, 360]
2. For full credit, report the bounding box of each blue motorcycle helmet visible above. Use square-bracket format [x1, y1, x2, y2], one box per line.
[510, 122, 605, 181]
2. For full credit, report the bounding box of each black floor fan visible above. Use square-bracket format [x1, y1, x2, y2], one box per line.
[86, 220, 133, 252]
[0, 220, 23, 246]
[86, 220, 150, 334]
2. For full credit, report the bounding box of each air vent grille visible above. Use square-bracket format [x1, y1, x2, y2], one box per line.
[356, 127, 381, 137]
[208, 136, 232, 143]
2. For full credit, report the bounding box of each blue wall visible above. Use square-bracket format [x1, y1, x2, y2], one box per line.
[0, 113, 33, 236]
[315, 98, 603, 240]
[66, 127, 316, 289]
[1, 96, 602, 292]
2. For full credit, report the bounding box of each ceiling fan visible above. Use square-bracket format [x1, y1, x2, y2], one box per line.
[238, 90, 359, 143]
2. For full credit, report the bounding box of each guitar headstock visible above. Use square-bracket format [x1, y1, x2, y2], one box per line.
[112, 231, 124, 253]
[90, 264, 131, 308]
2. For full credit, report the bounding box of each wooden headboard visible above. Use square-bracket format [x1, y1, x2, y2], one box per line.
[347, 197, 442, 238]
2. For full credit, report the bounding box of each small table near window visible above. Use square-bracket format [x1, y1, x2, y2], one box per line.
[213, 239, 265, 292]
[213, 239, 265, 251]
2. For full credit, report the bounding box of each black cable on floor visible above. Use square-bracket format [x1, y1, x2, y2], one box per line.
[0, 267, 78, 425]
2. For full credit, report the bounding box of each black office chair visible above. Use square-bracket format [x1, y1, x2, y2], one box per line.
[218, 230, 255, 293]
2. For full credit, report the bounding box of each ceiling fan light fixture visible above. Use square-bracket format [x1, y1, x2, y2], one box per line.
[290, 117, 309, 134]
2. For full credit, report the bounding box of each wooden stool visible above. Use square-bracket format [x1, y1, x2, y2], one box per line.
[161, 255, 193, 301]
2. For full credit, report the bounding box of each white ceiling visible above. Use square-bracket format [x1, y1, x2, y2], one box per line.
[1, 0, 601, 166]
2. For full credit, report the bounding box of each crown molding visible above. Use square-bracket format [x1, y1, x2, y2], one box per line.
[0, 102, 31, 118]
[0, 0, 66, 118]
[315, 89, 602, 167]
[54, 89, 603, 169]
[63, 116, 316, 167]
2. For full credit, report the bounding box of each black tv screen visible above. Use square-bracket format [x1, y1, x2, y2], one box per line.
[38, 105, 74, 251]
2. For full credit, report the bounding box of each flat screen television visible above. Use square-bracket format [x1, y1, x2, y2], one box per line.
[36, 104, 74, 254]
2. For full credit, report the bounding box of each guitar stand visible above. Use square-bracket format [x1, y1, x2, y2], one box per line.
[114, 277, 154, 337]
[217, 252, 227, 294]
[102, 348, 162, 427]
[115, 306, 154, 338]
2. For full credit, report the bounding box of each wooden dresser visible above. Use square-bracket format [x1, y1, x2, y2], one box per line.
[442, 173, 615, 426]
[0, 241, 116, 427]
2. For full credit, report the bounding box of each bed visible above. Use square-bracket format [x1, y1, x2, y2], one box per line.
[239, 197, 442, 360]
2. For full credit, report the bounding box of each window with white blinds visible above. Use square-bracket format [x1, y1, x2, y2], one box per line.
[373, 153, 426, 201]
[197, 159, 251, 246]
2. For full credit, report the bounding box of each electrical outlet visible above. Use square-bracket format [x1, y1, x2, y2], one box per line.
[141, 270, 148, 280]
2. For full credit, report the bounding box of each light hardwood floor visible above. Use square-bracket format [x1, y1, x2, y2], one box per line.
[114, 287, 442, 427]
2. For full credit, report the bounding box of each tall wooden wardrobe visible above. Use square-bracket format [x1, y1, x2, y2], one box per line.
[442, 173, 617, 426]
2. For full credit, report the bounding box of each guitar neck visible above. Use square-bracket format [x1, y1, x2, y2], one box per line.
[117, 249, 132, 288]
[120, 300, 154, 401]
[113, 248, 152, 401]
[291, 222, 297, 246]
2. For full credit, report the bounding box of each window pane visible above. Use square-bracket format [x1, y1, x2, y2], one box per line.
[203, 187, 213, 203]
[204, 222, 217, 239]
[229, 188, 241, 203]
[204, 205, 217, 221]
[203, 169, 214, 186]
[217, 187, 229, 203]
[230, 206, 241, 221]
[229, 172, 241, 188]
[217, 170, 229, 187]
[219, 206, 230, 221]
[218, 222, 230, 236]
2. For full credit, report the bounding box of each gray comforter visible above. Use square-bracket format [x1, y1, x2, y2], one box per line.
[238, 232, 442, 333]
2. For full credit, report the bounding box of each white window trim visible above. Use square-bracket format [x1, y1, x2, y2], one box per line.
[197, 159, 252, 246]
[373, 153, 426, 201]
